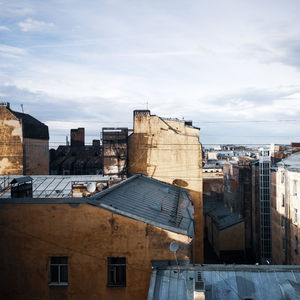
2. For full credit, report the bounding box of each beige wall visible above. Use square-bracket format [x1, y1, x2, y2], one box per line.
[0, 106, 23, 175]
[128, 112, 203, 263]
[0, 203, 192, 300]
[24, 138, 49, 175]
[272, 167, 300, 265]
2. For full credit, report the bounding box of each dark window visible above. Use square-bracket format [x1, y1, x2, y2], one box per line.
[107, 257, 126, 287]
[49, 257, 68, 285]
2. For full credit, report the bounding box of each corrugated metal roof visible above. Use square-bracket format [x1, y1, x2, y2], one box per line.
[277, 151, 300, 172]
[148, 265, 300, 300]
[89, 174, 194, 237]
[204, 201, 243, 230]
[0, 175, 111, 198]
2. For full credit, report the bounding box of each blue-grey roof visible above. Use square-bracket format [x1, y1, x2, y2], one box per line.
[88, 174, 194, 237]
[204, 201, 243, 230]
[148, 264, 300, 300]
[277, 151, 300, 172]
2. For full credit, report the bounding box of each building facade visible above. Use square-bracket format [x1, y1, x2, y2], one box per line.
[0, 175, 194, 299]
[0, 102, 49, 175]
[128, 110, 203, 263]
[272, 151, 300, 264]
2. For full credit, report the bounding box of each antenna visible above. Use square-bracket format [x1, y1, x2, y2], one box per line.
[146, 101, 149, 110]
[20, 104, 24, 113]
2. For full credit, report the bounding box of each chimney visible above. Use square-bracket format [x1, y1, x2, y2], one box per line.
[92, 139, 100, 147]
[0, 102, 10, 109]
[184, 120, 193, 126]
[71, 128, 85, 147]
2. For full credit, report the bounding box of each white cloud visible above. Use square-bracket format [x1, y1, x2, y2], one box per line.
[0, 44, 27, 58]
[0, 25, 9, 31]
[18, 18, 55, 32]
[9, 7, 35, 16]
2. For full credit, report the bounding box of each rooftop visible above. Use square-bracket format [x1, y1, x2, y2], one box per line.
[204, 201, 243, 230]
[277, 151, 300, 172]
[148, 264, 300, 300]
[89, 174, 194, 236]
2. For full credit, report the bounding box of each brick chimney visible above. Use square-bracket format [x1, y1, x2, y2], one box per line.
[71, 128, 85, 147]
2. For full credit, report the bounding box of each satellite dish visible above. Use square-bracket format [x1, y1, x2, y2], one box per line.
[170, 241, 179, 253]
[87, 182, 96, 193]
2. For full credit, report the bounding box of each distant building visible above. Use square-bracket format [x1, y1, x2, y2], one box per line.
[128, 110, 203, 263]
[50, 128, 102, 175]
[0, 102, 49, 175]
[0, 175, 194, 299]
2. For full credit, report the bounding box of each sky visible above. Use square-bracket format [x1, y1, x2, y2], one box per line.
[0, 0, 300, 147]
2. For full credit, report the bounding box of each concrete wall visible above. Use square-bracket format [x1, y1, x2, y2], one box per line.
[0, 203, 192, 300]
[24, 138, 49, 175]
[0, 106, 23, 175]
[128, 111, 203, 263]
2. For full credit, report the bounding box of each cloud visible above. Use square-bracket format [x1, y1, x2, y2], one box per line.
[18, 18, 55, 32]
[0, 25, 9, 31]
[8, 7, 35, 16]
[0, 44, 28, 58]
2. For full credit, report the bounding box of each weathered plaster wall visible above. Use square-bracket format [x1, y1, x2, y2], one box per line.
[23, 138, 49, 175]
[0, 203, 192, 300]
[0, 106, 23, 175]
[219, 222, 245, 252]
[128, 112, 203, 263]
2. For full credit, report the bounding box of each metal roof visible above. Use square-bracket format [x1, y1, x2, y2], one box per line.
[204, 201, 243, 230]
[277, 151, 300, 172]
[0, 175, 111, 198]
[89, 174, 194, 237]
[148, 264, 300, 300]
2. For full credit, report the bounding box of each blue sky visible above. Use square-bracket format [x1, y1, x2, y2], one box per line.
[1, 0, 300, 147]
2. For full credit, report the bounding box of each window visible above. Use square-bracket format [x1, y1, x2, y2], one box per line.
[295, 236, 299, 254]
[283, 238, 286, 252]
[294, 180, 297, 196]
[49, 257, 68, 285]
[107, 257, 126, 287]
[281, 216, 286, 228]
[281, 194, 285, 207]
[281, 172, 285, 184]
[295, 209, 298, 225]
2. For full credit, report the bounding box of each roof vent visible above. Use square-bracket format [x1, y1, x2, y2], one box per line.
[195, 271, 205, 291]
[150, 202, 162, 212]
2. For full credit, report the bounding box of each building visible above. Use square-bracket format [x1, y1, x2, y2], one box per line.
[272, 151, 300, 264]
[102, 127, 128, 178]
[204, 201, 245, 262]
[50, 128, 102, 175]
[148, 264, 300, 300]
[0, 102, 49, 175]
[128, 110, 203, 263]
[0, 174, 194, 300]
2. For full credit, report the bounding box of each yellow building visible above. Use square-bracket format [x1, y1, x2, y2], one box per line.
[0, 102, 49, 175]
[128, 110, 203, 263]
[0, 175, 194, 300]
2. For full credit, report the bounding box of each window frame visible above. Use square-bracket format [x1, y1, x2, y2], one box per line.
[49, 256, 68, 286]
[107, 257, 126, 287]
